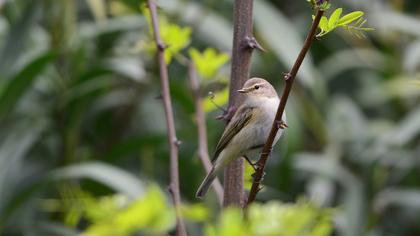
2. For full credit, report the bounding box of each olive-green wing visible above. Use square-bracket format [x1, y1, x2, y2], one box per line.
[211, 106, 254, 163]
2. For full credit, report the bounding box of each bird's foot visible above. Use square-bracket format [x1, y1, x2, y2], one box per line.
[243, 155, 258, 171]
[251, 171, 266, 182]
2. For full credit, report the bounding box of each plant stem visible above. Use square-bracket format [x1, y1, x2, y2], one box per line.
[187, 63, 224, 206]
[224, 0, 258, 207]
[147, 1, 187, 235]
[246, 9, 325, 206]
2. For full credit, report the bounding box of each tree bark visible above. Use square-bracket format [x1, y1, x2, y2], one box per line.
[224, 0, 256, 207]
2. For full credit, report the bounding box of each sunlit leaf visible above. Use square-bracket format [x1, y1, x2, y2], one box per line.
[337, 11, 364, 26]
[84, 185, 175, 236]
[142, 6, 192, 64]
[244, 162, 254, 191]
[319, 16, 329, 32]
[181, 203, 209, 221]
[160, 19, 192, 63]
[328, 8, 342, 30]
[189, 48, 229, 80]
[206, 207, 247, 236]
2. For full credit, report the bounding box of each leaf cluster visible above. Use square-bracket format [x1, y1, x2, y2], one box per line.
[315, 8, 374, 38]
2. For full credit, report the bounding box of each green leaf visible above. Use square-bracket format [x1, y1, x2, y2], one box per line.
[189, 48, 229, 79]
[0, 52, 55, 120]
[50, 162, 145, 198]
[319, 16, 329, 33]
[206, 207, 247, 236]
[142, 6, 192, 64]
[244, 162, 254, 191]
[328, 8, 342, 30]
[337, 11, 364, 26]
[181, 203, 209, 221]
[161, 19, 192, 63]
[84, 185, 175, 235]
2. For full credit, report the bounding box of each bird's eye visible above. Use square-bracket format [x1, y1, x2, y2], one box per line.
[254, 85, 260, 90]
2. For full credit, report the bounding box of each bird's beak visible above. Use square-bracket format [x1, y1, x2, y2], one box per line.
[237, 89, 246, 93]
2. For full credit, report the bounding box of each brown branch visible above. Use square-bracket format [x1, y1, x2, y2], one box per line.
[224, 0, 259, 207]
[146, 1, 187, 236]
[246, 8, 326, 206]
[187, 63, 224, 205]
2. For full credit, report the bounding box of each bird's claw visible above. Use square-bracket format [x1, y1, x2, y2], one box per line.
[251, 171, 266, 182]
[243, 155, 258, 171]
[276, 120, 288, 129]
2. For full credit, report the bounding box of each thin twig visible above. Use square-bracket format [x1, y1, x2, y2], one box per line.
[246, 8, 326, 206]
[147, 1, 187, 235]
[187, 62, 224, 205]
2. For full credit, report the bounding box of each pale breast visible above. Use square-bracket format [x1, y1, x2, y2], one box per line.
[243, 97, 285, 158]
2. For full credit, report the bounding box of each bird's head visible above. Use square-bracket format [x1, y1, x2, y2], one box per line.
[237, 77, 278, 99]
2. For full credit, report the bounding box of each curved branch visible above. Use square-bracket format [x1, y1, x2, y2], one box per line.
[146, 1, 187, 235]
[187, 63, 224, 205]
[246, 8, 325, 206]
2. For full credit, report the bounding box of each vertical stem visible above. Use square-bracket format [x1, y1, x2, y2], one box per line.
[187, 63, 224, 205]
[246, 9, 325, 206]
[224, 0, 255, 207]
[147, 1, 187, 235]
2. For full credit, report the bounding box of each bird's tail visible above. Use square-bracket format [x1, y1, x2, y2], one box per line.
[196, 167, 217, 198]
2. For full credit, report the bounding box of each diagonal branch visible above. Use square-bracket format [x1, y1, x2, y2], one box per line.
[246, 8, 326, 206]
[146, 1, 187, 235]
[187, 63, 224, 205]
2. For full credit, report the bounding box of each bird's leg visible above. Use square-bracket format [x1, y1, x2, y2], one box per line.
[251, 147, 273, 182]
[242, 155, 257, 171]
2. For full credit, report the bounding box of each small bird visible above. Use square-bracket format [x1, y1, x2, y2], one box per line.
[196, 77, 286, 198]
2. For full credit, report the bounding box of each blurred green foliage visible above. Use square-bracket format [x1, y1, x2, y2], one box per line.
[0, 0, 419, 235]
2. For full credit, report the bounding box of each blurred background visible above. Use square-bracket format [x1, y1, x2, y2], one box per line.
[0, 0, 419, 235]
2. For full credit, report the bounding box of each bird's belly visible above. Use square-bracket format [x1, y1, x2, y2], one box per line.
[241, 110, 285, 158]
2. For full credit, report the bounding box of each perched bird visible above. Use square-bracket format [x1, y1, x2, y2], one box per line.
[196, 77, 286, 198]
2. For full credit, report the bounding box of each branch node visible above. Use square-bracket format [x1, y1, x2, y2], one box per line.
[174, 139, 182, 147]
[157, 42, 168, 50]
[260, 147, 273, 157]
[167, 183, 175, 196]
[244, 36, 266, 52]
[216, 106, 236, 123]
[283, 72, 292, 81]
[251, 170, 266, 182]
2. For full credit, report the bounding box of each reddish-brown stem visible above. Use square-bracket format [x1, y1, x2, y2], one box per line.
[246, 9, 325, 206]
[147, 1, 187, 235]
[187, 63, 224, 205]
[224, 0, 256, 207]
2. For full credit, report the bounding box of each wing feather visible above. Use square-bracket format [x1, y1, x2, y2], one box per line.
[211, 106, 254, 163]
